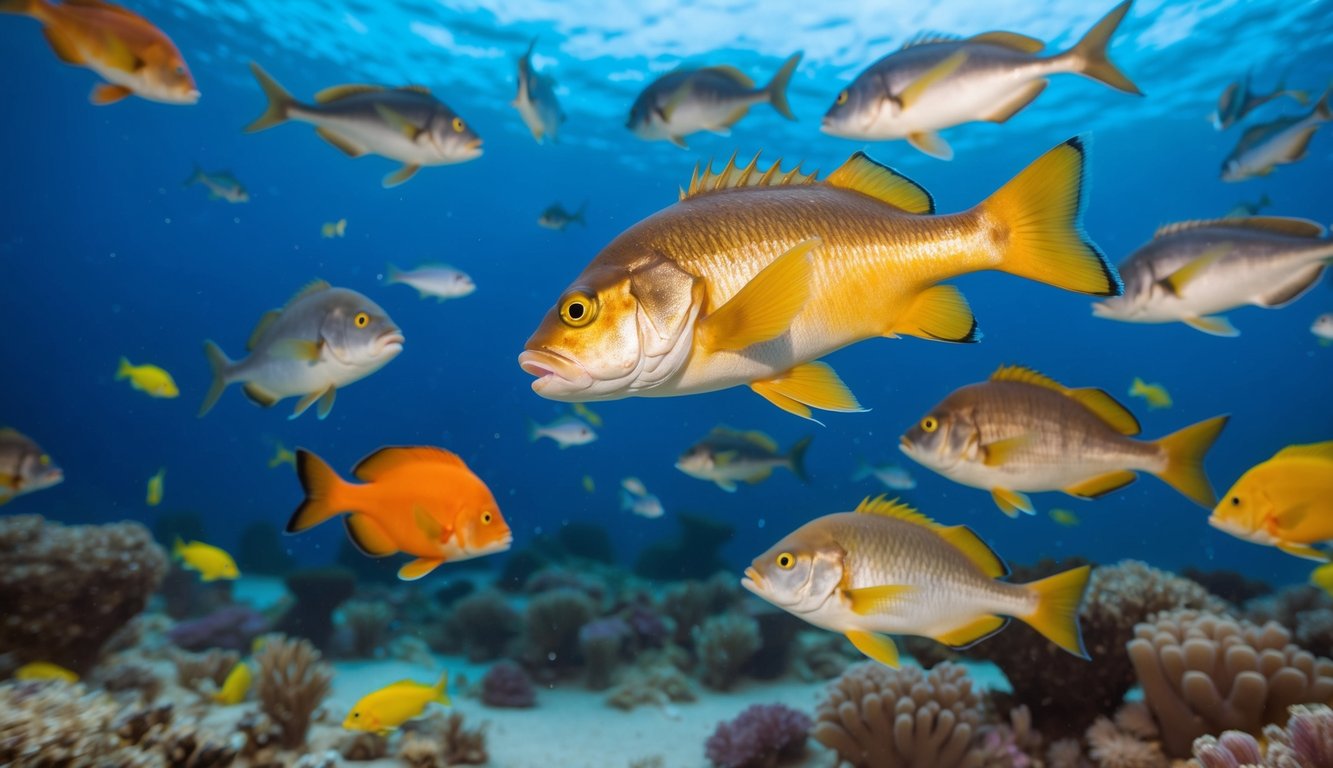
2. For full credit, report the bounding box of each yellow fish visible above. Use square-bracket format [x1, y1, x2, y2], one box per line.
[1048, 508, 1080, 527]
[343, 673, 450, 734]
[213, 662, 251, 705]
[571, 402, 603, 428]
[581, 474, 596, 493]
[173, 538, 240, 581]
[15, 661, 78, 683]
[269, 442, 297, 469]
[116, 357, 179, 398]
[520, 138, 1121, 420]
[1129, 377, 1172, 409]
[146, 467, 165, 507]
[1209, 441, 1333, 560]
[322, 218, 347, 238]
[1311, 563, 1333, 599]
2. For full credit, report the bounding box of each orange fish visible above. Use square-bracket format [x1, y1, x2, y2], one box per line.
[288, 447, 513, 580]
[1, 0, 198, 105]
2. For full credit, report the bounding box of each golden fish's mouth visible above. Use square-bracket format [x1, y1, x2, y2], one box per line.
[741, 566, 764, 594]
[518, 348, 593, 396]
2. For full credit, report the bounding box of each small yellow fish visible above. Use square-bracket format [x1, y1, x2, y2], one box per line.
[15, 661, 78, 683]
[1311, 563, 1333, 599]
[343, 673, 450, 734]
[269, 442, 296, 469]
[1048, 508, 1080, 527]
[571, 402, 603, 428]
[146, 467, 166, 507]
[173, 538, 240, 581]
[116, 357, 179, 398]
[581, 474, 596, 493]
[1129, 378, 1172, 409]
[322, 218, 347, 238]
[213, 661, 251, 705]
[1209, 441, 1333, 561]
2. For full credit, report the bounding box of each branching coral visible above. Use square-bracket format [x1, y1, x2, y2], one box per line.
[0, 515, 167, 673]
[705, 703, 812, 768]
[1127, 610, 1333, 757]
[1085, 715, 1169, 768]
[170, 648, 240, 693]
[397, 712, 487, 767]
[693, 614, 760, 691]
[253, 634, 333, 750]
[447, 589, 522, 662]
[1188, 704, 1333, 768]
[523, 587, 596, 671]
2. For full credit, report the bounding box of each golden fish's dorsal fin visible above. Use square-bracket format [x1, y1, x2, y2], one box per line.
[1274, 441, 1333, 462]
[247, 310, 281, 351]
[1154, 216, 1326, 239]
[825, 153, 935, 214]
[937, 525, 1009, 578]
[680, 152, 818, 201]
[741, 430, 779, 453]
[315, 84, 387, 103]
[285, 279, 332, 308]
[990, 365, 1140, 435]
[854, 495, 938, 528]
[969, 31, 1045, 53]
[700, 65, 755, 88]
[353, 446, 466, 482]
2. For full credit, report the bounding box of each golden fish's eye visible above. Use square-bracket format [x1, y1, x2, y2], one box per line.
[1230, 496, 1240, 506]
[835, 89, 849, 106]
[921, 416, 939, 433]
[452, 117, 465, 133]
[559, 292, 598, 328]
[482, 511, 493, 524]
[776, 552, 795, 570]
[354, 312, 370, 328]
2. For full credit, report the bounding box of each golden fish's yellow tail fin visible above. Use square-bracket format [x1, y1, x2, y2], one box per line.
[1066, 0, 1142, 95]
[116, 356, 133, 381]
[433, 672, 451, 705]
[288, 450, 354, 533]
[1021, 565, 1091, 658]
[980, 137, 1123, 297]
[1152, 415, 1229, 507]
[246, 62, 295, 132]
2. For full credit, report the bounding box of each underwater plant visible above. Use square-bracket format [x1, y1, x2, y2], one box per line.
[705, 703, 812, 768]
[253, 634, 333, 750]
[340, 598, 395, 658]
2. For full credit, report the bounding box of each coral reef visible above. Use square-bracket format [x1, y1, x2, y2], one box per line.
[1181, 567, 1273, 606]
[634, 513, 734, 581]
[792, 632, 861, 682]
[1127, 610, 1333, 757]
[253, 634, 332, 749]
[621, 602, 672, 651]
[93, 660, 165, 703]
[579, 617, 630, 690]
[167, 604, 268, 652]
[447, 589, 522, 661]
[171, 647, 240, 693]
[341, 599, 394, 658]
[0, 515, 168, 673]
[272, 568, 356, 651]
[705, 703, 812, 768]
[662, 573, 742, 648]
[978, 705, 1045, 768]
[398, 712, 488, 767]
[606, 664, 697, 711]
[1086, 715, 1169, 768]
[523, 587, 596, 672]
[337, 731, 388, 761]
[1188, 704, 1333, 768]
[694, 614, 761, 691]
[1245, 586, 1333, 660]
[480, 660, 537, 708]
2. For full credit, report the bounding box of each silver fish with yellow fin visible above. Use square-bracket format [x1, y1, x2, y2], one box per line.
[0, 428, 62, 506]
[1092, 217, 1333, 337]
[900, 365, 1228, 517]
[821, 1, 1140, 160]
[1221, 91, 1330, 181]
[245, 62, 482, 187]
[676, 427, 810, 492]
[185, 166, 249, 203]
[513, 39, 564, 144]
[742, 496, 1091, 668]
[199, 281, 403, 420]
[1213, 71, 1308, 131]
[519, 138, 1122, 420]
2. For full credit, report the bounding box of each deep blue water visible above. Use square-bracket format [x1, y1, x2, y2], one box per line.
[2, 0, 1331, 588]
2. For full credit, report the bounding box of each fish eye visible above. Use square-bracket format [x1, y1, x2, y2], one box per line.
[354, 312, 370, 328]
[352, 712, 359, 719]
[39, 454, 50, 465]
[1231, 496, 1240, 506]
[452, 117, 465, 133]
[559, 292, 598, 328]
[776, 552, 795, 570]
[482, 511, 493, 524]
[921, 417, 939, 433]
[835, 89, 848, 106]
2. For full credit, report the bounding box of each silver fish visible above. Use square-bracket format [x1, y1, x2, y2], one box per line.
[1222, 91, 1330, 181]
[528, 415, 597, 449]
[0, 428, 63, 506]
[852, 460, 917, 491]
[1311, 313, 1333, 344]
[1223, 193, 1272, 219]
[184, 165, 248, 203]
[386, 263, 475, 301]
[619, 477, 664, 519]
[627, 53, 800, 148]
[821, 1, 1140, 159]
[1213, 71, 1308, 131]
[1093, 217, 1333, 336]
[245, 62, 482, 187]
[513, 39, 565, 144]
[676, 427, 810, 492]
[538, 202, 586, 231]
[200, 281, 404, 420]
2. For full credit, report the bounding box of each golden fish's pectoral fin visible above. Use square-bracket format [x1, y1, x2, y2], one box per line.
[889, 284, 978, 343]
[290, 386, 333, 420]
[383, 164, 421, 188]
[42, 27, 84, 64]
[91, 83, 132, 105]
[750, 361, 864, 422]
[316, 386, 336, 420]
[398, 557, 446, 581]
[413, 506, 446, 540]
[982, 435, 1031, 467]
[1065, 470, 1137, 499]
[991, 488, 1035, 517]
[825, 153, 934, 214]
[272, 338, 323, 361]
[845, 584, 913, 615]
[907, 131, 953, 160]
[374, 104, 421, 139]
[315, 127, 368, 158]
[696, 238, 817, 352]
[1159, 245, 1231, 297]
[937, 525, 1008, 578]
[982, 80, 1047, 124]
[898, 50, 968, 110]
[1274, 503, 1311, 530]
[101, 34, 141, 72]
[845, 630, 900, 668]
[1182, 314, 1239, 337]
[934, 615, 1011, 649]
[241, 382, 280, 408]
[344, 514, 398, 557]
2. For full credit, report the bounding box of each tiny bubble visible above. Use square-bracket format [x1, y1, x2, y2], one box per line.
[547, 652, 557, 662]
[233, 217, 240, 224]
[757, 519, 765, 528]
[164, 218, 171, 224]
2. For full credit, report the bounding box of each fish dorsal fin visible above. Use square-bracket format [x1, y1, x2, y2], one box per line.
[285, 279, 331, 308]
[700, 65, 754, 88]
[315, 84, 386, 103]
[680, 152, 818, 201]
[1274, 441, 1333, 462]
[1154, 217, 1326, 239]
[741, 430, 779, 453]
[397, 84, 432, 95]
[938, 526, 1008, 578]
[854, 495, 937, 528]
[66, 0, 140, 15]
[825, 152, 934, 214]
[969, 31, 1045, 53]
[900, 32, 959, 49]
[247, 310, 281, 351]
[991, 365, 1139, 435]
[353, 446, 465, 481]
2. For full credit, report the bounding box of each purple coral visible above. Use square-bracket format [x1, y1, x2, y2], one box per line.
[167, 605, 268, 652]
[622, 603, 671, 649]
[705, 703, 812, 768]
[480, 660, 536, 708]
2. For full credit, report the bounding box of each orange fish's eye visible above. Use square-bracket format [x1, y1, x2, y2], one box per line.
[776, 552, 795, 570]
[921, 417, 938, 433]
[452, 117, 465, 133]
[482, 511, 493, 525]
[559, 292, 598, 328]
[354, 312, 370, 328]
[835, 89, 849, 106]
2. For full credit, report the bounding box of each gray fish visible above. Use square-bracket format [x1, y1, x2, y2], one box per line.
[821, 1, 1140, 159]
[538, 201, 586, 231]
[1213, 71, 1308, 131]
[1223, 193, 1272, 219]
[184, 165, 249, 203]
[0, 428, 62, 506]
[675, 426, 810, 492]
[627, 53, 801, 148]
[513, 39, 565, 144]
[200, 280, 404, 420]
[528, 415, 597, 449]
[245, 62, 482, 188]
[1222, 91, 1330, 181]
[1093, 217, 1333, 336]
[852, 460, 917, 491]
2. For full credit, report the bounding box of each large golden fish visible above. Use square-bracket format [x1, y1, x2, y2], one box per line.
[519, 138, 1121, 419]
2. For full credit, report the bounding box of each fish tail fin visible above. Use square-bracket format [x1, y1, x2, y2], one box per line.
[1021, 565, 1091, 659]
[1066, 0, 1141, 96]
[1314, 88, 1332, 121]
[336, 218, 347, 236]
[434, 671, 451, 705]
[527, 420, 540, 442]
[765, 52, 802, 121]
[1129, 377, 1145, 394]
[172, 537, 186, 559]
[385, 263, 402, 284]
[184, 164, 204, 187]
[115, 356, 133, 381]
[787, 435, 812, 483]
[1152, 415, 1229, 507]
[198, 341, 233, 418]
[245, 62, 294, 132]
[851, 460, 872, 482]
[288, 449, 351, 533]
[981, 136, 1123, 297]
